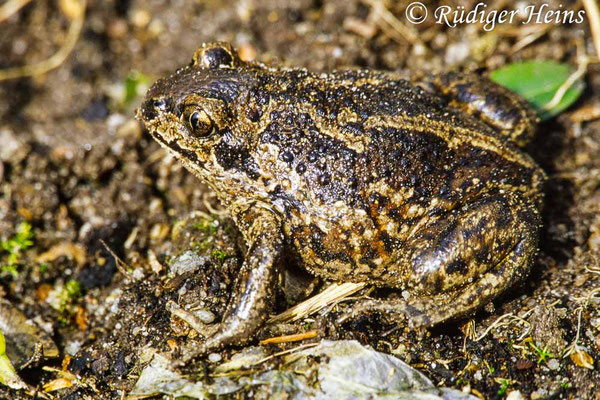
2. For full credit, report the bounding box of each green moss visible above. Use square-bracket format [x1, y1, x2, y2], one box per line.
[192, 219, 217, 233]
[497, 379, 509, 396]
[212, 249, 229, 261]
[39, 262, 49, 274]
[65, 279, 81, 298]
[192, 239, 213, 254]
[55, 279, 82, 317]
[1, 222, 34, 277]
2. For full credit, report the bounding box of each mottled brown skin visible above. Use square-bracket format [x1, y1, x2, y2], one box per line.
[138, 42, 545, 361]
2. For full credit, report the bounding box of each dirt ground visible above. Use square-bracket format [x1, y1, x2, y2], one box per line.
[1, 0, 600, 399]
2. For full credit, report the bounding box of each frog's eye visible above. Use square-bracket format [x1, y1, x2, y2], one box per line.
[202, 47, 234, 69]
[192, 42, 237, 69]
[185, 109, 214, 137]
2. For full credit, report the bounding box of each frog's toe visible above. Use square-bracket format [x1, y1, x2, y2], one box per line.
[178, 325, 231, 363]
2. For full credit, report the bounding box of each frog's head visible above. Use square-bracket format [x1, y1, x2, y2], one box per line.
[138, 42, 267, 196]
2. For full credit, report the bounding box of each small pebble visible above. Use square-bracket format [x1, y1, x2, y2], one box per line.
[506, 390, 525, 400]
[547, 358, 560, 370]
[0, 129, 29, 163]
[208, 353, 222, 363]
[444, 42, 469, 65]
[130, 9, 151, 28]
[531, 388, 548, 399]
[132, 268, 145, 280]
[195, 308, 216, 324]
[170, 251, 208, 276]
[107, 19, 128, 39]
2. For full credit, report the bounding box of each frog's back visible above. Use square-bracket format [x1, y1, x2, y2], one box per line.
[255, 68, 543, 215]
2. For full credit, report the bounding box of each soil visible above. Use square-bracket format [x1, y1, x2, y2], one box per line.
[1, 0, 599, 399]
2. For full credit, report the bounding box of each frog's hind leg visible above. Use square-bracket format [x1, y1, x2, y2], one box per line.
[339, 234, 537, 329]
[338, 193, 541, 329]
[420, 71, 538, 147]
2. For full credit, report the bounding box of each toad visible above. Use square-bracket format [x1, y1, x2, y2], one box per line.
[138, 42, 545, 359]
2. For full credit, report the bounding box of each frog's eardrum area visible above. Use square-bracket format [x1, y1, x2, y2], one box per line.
[138, 42, 545, 357]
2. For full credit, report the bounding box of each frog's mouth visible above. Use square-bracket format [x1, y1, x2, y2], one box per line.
[148, 126, 204, 169]
[135, 106, 190, 158]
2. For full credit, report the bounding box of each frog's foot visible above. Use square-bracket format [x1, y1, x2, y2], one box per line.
[339, 192, 540, 330]
[417, 71, 538, 147]
[337, 237, 535, 330]
[337, 240, 530, 330]
[336, 293, 466, 330]
[178, 319, 260, 364]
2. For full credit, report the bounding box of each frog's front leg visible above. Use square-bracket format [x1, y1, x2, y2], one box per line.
[181, 205, 283, 362]
[339, 192, 540, 328]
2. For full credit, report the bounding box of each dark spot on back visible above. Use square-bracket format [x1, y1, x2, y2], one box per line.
[446, 258, 468, 275]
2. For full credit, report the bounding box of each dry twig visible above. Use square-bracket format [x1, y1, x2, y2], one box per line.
[251, 342, 318, 366]
[563, 287, 600, 364]
[260, 330, 318, 345]
[510, 25, 550, 54]
[364, 0, 422, 46]
[543, 56, 588, 111]
[99, 239, 134, 281]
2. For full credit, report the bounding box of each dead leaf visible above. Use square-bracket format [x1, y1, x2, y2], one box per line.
[570, 348, 594, 369]
[43, 377, 73, 392]
[36, 242, 87, 266]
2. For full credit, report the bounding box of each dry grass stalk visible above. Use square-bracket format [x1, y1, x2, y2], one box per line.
[364, 0, 422, 46]
[583, 0, 600, 58]
[260, 330, 318, 345]
[268, 282, 366, 324]
[0, 0, 33, 23]
[0, 0, 86, 81]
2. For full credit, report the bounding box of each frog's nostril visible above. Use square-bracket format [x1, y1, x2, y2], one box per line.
[142, 101, 159, 121]
[141, 98, 171, 121]
[153, 98, 167, 110]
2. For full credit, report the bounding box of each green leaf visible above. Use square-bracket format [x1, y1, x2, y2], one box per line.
[490, 61, 585, 120]
[65, 279, 81, 298]
[0, 330, 27, 389]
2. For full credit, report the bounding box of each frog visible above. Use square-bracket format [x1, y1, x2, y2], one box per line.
[138, 42, 545, 361]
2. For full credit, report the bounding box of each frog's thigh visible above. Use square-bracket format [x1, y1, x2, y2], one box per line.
[407, 219, 537, 328]
[346, 194, 539, 328]
[404, 194, 538, 295]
